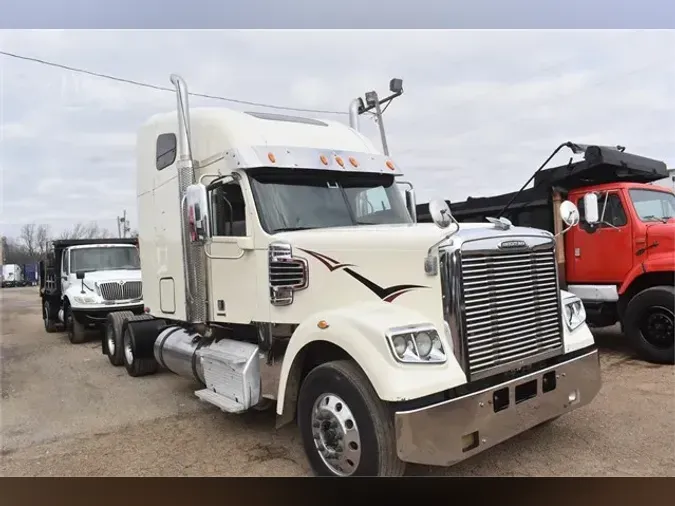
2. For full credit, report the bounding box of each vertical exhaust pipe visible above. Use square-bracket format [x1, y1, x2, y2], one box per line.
[349, 98, 362, 132]
[169, 74, 209, 325]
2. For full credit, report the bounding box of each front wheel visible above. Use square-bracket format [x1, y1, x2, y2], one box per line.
[622, 285, 674, 365]
[297, 360, 406, 477]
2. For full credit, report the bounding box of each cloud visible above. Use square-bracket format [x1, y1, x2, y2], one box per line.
[0, 29, 673, 238]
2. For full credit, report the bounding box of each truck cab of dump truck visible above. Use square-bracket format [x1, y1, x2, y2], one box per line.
[420, 144, 674, 364]
[40, 238, 145, 344]
[106, 74, 602, 477]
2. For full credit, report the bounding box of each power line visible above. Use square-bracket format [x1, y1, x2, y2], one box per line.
[0, 50, 349, 116]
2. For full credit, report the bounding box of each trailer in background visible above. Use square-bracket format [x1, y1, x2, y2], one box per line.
[2, 264, 23, 288]
[21, 263, 39, 286]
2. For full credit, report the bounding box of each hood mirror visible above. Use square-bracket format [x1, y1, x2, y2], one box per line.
[428, 199, 453, 229]
[560, 200, 581, 227]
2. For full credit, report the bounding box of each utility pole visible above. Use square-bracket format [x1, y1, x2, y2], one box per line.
[117, 210, 130, 238]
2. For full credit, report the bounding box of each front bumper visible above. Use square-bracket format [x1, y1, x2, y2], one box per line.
[394, 348, 601, 467]
[72, 304, 145, 325]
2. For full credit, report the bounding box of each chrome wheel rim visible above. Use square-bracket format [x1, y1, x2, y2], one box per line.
[106, 326, 116, 356]
[124, 332, 134, 365]
[311, 393, 361, 476]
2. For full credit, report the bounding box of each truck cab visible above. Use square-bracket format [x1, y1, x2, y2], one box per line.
[105, 74, 602, 477]
[421, 145, 674, 364]
[40, 238, 145, 343]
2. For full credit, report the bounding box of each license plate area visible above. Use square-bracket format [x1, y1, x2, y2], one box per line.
[491, 369, 557, 413]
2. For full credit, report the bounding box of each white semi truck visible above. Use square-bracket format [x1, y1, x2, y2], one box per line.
[39, 238, 144, 344]
[104, 74, 602, 477]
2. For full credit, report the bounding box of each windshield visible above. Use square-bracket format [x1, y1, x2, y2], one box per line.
[70, 246, 140, 273]
[628, 189, 675, 222]
[248, 169, 412, 233]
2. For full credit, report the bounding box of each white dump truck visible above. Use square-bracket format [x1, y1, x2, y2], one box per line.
[40, 238, 144, 344]
[104, 74, 602, 477]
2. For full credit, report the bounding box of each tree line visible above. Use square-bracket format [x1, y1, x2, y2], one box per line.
[1, 222, 138, 265]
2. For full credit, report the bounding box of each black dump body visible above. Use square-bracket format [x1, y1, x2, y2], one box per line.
[416, 145, 669, 234]
[39, 238, 139, 298]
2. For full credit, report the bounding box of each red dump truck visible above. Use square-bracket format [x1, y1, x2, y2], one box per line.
[418, 143, 674, 364]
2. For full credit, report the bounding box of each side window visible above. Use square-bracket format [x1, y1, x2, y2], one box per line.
[210, 182, 247, 237]
[156, 133, 177, 171]
[578, 192, 627, 231]
[61, 250, 69, 275]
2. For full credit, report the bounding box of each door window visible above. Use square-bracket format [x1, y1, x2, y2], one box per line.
[210, 182, 247, 237]
[578, 192, 627, 231]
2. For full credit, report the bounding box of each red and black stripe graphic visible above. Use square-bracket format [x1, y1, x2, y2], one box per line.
[299, 248, 427, 303]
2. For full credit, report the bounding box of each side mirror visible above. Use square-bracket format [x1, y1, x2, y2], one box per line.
[405, 188, 417, 223]
[583, 193, 599, 224]
[560, 200, 580, 228]
[186, 183, 211, 243]
[428, 199, 453, 229]
[76, 270, 85, 280]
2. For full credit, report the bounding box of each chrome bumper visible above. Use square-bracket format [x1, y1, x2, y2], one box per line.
[394, 349, 601, 467]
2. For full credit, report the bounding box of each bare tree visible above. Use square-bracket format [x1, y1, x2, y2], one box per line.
[36, 225, 51, 258]
[19, 223, 37, 257]
[59, 221, 111, 240]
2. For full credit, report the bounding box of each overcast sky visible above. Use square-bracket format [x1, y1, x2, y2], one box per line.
[1, 30, 674, 238]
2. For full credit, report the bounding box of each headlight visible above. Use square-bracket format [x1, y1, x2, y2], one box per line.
[74, 294, 98, 304]
[563, 296, 586, 331]
[386, 325, 446, 364]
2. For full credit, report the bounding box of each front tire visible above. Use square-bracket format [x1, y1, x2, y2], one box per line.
[622, 285, 674, 365]
[297, 360, 406, 477]
[104, 311, 135, 366]
[66, 306, 88, 344]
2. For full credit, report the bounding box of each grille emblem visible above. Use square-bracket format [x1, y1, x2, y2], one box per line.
[498, 240, 527, 250]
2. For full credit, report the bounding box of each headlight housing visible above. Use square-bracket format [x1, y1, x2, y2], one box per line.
[563, 296, 586, 331]
[73, 294, 99, 304]
[386, 324, 446, 364]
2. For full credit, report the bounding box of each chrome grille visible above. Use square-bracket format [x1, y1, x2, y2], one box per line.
[459, 246, 563, 379]
[99, 281, 143, 301]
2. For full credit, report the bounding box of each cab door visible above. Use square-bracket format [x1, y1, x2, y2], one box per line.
[206, 179, 259, 324]
[567, 190, 634, 284]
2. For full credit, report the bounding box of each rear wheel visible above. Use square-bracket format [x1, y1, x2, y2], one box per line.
[104, 311, 135, 366]
[66, 306, 88, 344]
[122, 315, 159, 377]
[297, 360, 405, 477]
[43, 301, 57, 333]
[623, 285, 674, 365]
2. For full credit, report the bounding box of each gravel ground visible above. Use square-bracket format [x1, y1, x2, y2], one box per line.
[1, 286, 673, 477]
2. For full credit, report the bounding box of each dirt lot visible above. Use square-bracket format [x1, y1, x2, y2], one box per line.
[1, 286, 673, 477]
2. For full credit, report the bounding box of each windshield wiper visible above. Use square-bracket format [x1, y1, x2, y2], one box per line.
[643, 215, 668, 223]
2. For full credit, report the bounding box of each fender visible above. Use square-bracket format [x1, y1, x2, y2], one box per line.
[619, 256, 674, 295]
[275, 301, 467, 417]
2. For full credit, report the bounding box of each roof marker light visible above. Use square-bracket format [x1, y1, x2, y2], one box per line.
[349, 157, 359, 168]
[335, 156, 345, 167]
[320, 155, 329, 165]
[386, 160, 396, 171]
[268, 152, 276, 163]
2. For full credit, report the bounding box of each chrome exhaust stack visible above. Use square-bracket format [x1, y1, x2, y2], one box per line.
[348, 98, 363, 132]
[169, 74, 209, 325]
